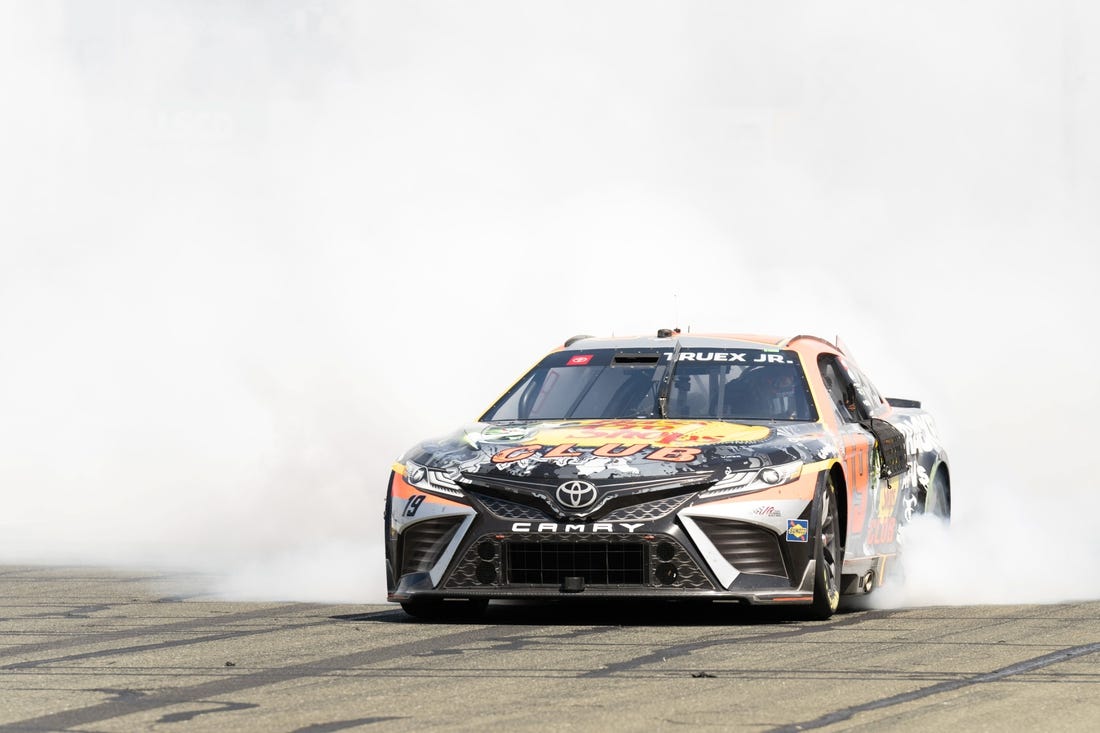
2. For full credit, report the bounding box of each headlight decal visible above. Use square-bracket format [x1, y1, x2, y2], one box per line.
[399, 460, 466, 500]
[390, 470, 470, 514]
[699, 461, 804, 499]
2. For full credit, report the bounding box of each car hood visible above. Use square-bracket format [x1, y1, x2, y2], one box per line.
[402, 418, 835, 484]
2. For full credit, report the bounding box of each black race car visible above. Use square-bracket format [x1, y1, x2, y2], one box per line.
[385, 331, 949, 619]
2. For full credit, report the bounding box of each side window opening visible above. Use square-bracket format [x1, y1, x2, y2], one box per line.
[851, 367, 886, 416]
[817, 355, 888, 422]
[818, 355, 860, 423]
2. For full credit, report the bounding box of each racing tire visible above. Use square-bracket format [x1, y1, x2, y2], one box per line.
[808, 475, 843, 620]
[924, 470, 950, 522]
[400, 598, 489, 621]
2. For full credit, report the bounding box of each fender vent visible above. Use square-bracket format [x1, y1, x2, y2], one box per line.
[693, 518, 788, 578]
[399, 516, 462, 575]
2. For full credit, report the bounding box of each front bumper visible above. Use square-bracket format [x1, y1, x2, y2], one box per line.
[385, 472, 827, 607]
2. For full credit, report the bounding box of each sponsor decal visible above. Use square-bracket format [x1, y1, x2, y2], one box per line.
[530, 419, 772, 448]
[555, 480, 598, 509]
[876, 475, 900, 518]
[510, 522, 644, 533]
[841, 435, 872, 495]
[753, 506, 782, 518]
[491, 443, 702, 464]
[566, 354, 594, 366]
[484, 420, 773, 465]
[866, 517, 897, 545]
[892, 413, 941, 455]
[662, 351, 795, 364]
[786, 519, 809, 543]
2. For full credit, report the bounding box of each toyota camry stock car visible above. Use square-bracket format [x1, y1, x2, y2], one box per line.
[385, 330, 949, 619]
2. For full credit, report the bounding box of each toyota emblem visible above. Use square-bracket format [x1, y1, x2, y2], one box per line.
[556, 480, 598, 509]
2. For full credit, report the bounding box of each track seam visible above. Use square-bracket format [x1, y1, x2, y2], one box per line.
[0, 623, 556, 731]
[581, 609, 900, 678]
[768, 641, 1100, 732]
[0, 603, 324, 660]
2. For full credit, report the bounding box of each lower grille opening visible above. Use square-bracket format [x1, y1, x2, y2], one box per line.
[444, 533, 716, 591]
[505, 541, 647, 585]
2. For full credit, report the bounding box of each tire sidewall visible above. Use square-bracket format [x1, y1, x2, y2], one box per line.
[810, 475, 842, 619]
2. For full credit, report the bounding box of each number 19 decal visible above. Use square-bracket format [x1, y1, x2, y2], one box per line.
[404, 494, 426, 517]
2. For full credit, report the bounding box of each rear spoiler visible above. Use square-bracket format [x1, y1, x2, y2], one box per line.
[886, 397, 922, 409]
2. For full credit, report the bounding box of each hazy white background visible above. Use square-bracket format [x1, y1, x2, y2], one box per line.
[1, 1, 1097, 605]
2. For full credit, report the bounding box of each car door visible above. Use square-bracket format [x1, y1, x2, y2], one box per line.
[816, 354, 880, 547]
[820, 354, 913, 551]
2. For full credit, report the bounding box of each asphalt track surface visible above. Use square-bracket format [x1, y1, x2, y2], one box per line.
[1, 566, 1097, 732]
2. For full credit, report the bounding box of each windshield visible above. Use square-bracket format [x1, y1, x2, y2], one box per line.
[481, 348, 817, 422]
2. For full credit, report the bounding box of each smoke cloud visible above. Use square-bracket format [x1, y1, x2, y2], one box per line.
[1, 1, 1097, 606]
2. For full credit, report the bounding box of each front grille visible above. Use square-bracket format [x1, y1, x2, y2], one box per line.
[470, 493, 550, 521]
[399, 516, 463, 575]
[444, 533, 715, 591]
[602, 494, 692, 521]
[506, 541, 647, 585]
[693, 517, 788, 578]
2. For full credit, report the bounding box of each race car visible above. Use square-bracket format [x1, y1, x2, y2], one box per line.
[385, 330, 949, 619]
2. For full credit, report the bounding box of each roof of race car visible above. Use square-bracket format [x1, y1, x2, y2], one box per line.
[559, 333, 841, 354]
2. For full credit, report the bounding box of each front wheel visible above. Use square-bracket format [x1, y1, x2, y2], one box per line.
[808, 475, 843, 620]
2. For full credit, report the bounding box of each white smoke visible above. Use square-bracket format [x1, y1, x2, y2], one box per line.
[1, 1, 1097, 606]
